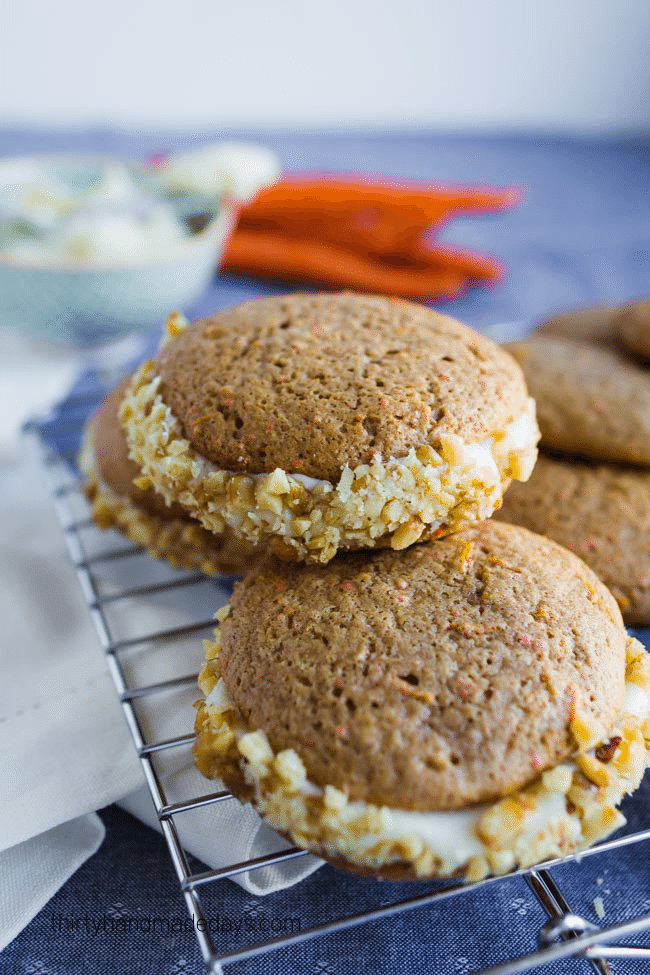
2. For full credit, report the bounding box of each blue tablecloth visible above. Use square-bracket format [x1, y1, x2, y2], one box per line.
[3, 128, 650, 975]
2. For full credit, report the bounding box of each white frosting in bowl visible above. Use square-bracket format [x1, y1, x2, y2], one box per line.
[0, 142, 280, 268]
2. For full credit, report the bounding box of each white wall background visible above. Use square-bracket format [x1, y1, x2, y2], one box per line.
[1, 0, 649, 132]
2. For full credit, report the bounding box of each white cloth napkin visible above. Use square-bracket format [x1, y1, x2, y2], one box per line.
[0, 335, 321, 952]
[0, 331, 83, 462]
[0, 816, 105, 953]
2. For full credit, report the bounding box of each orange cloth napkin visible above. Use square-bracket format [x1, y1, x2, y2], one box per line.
[221, 176, 520, 301]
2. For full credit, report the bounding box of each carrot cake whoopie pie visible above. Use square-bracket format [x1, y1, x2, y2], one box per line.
[496, 452, 650, 626]
[614, 298, 650, 362]
[507, 335, 650, 466]
[120, 293, 539, 564]
[193, 521, 650, 881]
[79, 378, 263, 577]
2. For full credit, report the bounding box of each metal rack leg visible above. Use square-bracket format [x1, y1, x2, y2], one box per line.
[527, 869, 612, 975]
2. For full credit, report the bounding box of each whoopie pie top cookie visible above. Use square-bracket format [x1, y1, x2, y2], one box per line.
[120, 295, 539, 563]
[496, 452, 650, 625]
[613, 299, 650, 361]
[79, 379, 263, 577]
[194, 521, 650, 882]
[507, 336, 650, 465]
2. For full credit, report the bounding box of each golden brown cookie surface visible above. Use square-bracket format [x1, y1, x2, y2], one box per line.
[507, 336, 650, 464]
[496, 452, 650, 624]
[156, 292, 529, 480]
[214, 521, 625, 812]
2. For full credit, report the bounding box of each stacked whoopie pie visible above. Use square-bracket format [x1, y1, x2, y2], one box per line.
[103, 292, 650, 883]
[79, 373, 263, 577]
[496, 298, 650, 627]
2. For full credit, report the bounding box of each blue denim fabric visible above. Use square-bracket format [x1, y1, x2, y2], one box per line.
[3, 128, 650, 975]
[4, 788, 650, 975]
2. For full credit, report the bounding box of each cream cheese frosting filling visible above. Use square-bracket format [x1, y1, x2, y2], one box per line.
[120, 360, 540, 563]
[194, 624, 650, 881]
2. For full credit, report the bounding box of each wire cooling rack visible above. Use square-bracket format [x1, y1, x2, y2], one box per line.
[30, 387, 650, 975]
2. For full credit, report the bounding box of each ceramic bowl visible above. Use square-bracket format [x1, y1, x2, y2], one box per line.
[0, 145, 278, 345]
